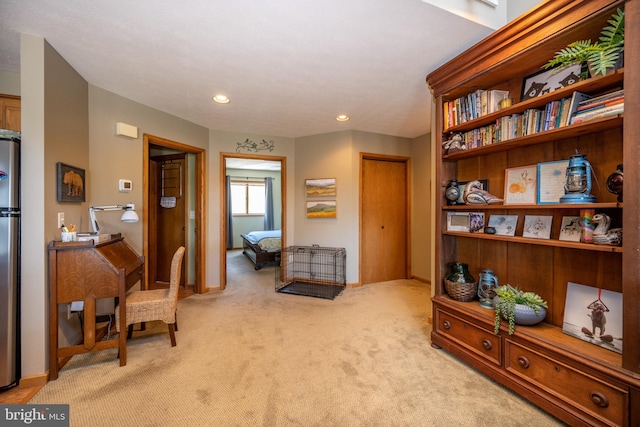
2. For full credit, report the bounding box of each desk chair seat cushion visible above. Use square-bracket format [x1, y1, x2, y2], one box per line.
[117, 288, 176, 328]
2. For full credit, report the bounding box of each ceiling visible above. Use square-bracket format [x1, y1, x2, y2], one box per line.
[0, 0, 494, 139]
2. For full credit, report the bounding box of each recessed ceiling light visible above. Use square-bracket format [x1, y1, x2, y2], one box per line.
[213, 95, 230, 104]
[336, 115, 350, 121]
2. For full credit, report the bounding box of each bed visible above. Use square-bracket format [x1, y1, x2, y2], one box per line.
[240, 230, 282, 270]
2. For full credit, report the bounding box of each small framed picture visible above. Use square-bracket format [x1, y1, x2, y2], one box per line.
[521, 63, 582, 101]
[504, 165, 537, 205]
[562, 282, 622, 354]
[56, 162, 86, 203]
[523, 215, 552, 239]
[305, 178, 336, 197]
[446, 212, 484, 233]
[306, 200, 336, 218]
[559, 216, 582, 242]
[537, 160, 569, 204]
[487, 214, 518, 236]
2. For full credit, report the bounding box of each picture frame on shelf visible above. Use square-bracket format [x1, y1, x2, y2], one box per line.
[520, 63, 582, 101]
[305, 178, 336, 197]
[504, 165, 537, 205]
[559, 216, 583, 242]
[522, 215, 552, 239]
[537, 160, 570, 204]
[562, 282, 622, 354]
[487, 214, 518, 236]
[446, 212, 485, 233]
[56, 162, 86, 203]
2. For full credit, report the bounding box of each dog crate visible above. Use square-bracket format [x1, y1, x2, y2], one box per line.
[276, 245, 346, 299]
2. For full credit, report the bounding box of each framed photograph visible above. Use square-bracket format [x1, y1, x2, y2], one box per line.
[456, 179, 489, 205]
[487, 214, 518, 236]
[305, 178, 336, 197]
[504, 166, 537, 205]
[537, 160, 569, 204]
[521, 63, 582, 101]
[559, 216, 582, 242]
[523, 215, 552, 239]
[446, 212, 484, 233]
[562, 282, 622, 354]
[306, 200, 336, 218]
[56, 162, 86, 203]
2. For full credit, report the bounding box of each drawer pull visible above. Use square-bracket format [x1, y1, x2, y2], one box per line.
[481, 339, 493, 350]
[443, 320, 451, 330]
[517, 356, 530, 369]
[590, 392, 609, 408]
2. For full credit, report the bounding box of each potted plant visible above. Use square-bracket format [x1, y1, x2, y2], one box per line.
[493, 285, 548, 335]
[543, 8, 624, 77]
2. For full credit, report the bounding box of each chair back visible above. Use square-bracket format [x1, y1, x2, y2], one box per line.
[168, 246, 186, 307]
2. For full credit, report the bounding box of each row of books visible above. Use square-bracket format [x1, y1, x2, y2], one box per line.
[451, 89, 624, 150]
[570, 89, 624, 124]
[443, 89, 510, 130]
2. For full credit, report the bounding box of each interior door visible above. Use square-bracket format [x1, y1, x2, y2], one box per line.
[360, 156, 408, 285]
[150, 154, 186, 284]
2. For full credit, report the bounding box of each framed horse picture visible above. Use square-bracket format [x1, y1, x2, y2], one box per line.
[57, 162, 86, 202]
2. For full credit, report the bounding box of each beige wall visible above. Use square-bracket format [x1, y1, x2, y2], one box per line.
[0, 71, 20, 95]
[87, 86, 209, 254]
[20, 35, 89, 377]
[411, 133, 431, 283]
[295, 130, 413, 284]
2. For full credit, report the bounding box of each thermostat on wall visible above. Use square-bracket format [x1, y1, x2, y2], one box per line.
[119, 179, 132, 192]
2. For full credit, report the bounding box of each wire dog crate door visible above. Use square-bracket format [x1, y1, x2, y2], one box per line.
[276, 245, 346, 299]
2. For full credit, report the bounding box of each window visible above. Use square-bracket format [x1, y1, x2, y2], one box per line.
[231, 180, 265, 215]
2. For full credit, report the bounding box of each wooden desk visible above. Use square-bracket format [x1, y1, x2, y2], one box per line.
[48, 234, 144, 380]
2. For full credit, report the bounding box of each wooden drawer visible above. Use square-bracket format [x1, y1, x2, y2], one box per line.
[435, 308, 501, 365]
[505, 340, 628, 426]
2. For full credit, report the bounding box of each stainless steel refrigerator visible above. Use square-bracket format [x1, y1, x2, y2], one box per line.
[0, 131, 20, 389]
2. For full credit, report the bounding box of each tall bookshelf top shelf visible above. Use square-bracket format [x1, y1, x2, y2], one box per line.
[443, 69, 624, 134]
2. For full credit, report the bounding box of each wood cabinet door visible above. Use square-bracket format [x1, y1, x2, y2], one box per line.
[360, 157, 408, 285]
[0, 96, 21, 131]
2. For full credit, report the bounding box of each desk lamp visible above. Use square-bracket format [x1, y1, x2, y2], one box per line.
[89, 204, 139, 234]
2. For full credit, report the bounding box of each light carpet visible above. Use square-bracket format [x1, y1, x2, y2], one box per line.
[30, 250, 564, 426]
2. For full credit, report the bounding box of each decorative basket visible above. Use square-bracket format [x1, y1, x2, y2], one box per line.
[444, 279, 477, 302]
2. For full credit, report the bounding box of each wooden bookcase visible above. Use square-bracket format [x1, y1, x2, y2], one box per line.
[426, 1, 639, 425]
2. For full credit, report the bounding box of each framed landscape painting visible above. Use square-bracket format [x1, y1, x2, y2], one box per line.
[305, 178, 336, 197]
[306, 200, 336, 218]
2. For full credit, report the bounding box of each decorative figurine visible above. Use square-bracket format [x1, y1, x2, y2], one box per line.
[591, 213, 622, 246]
[442, 134, 466, 154]
[463, 180, 503, 205]
[445, 179, 461, 205]
[606, 164, 623, 202]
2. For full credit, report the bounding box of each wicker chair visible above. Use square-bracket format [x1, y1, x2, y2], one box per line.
[116, 246, 185, 346]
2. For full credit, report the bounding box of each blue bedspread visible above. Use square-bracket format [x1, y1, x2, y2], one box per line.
[242, 230, 281, 245]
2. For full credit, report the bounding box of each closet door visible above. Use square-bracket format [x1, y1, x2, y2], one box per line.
[360, 156, 409, 285]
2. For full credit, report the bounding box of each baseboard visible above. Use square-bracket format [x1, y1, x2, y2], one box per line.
[19, 372, 48, 388]
[411, 275, 431, 284]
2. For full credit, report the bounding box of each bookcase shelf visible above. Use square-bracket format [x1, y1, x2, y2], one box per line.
[443, 115, 623, 160]
[443, 70, 624, 133]
[443, 231, 623, 253]
[427, 1, 639, 425]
